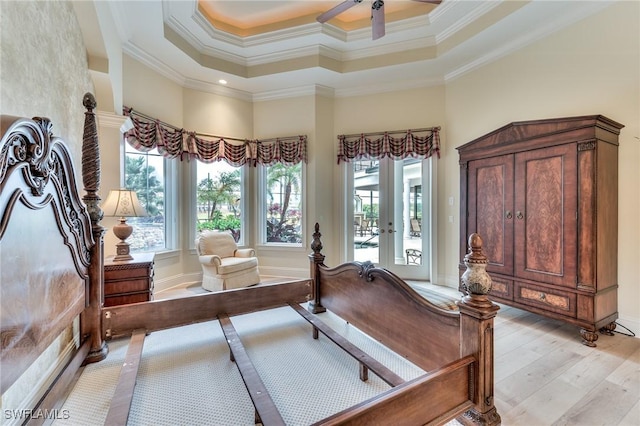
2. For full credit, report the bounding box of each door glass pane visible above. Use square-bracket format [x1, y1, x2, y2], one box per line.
[353, 159, 379, 263]
[394, 158, 423, 266]
[351, 158, 425, 270]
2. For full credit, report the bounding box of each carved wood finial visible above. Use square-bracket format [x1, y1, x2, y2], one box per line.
[461, 233, 492, 296]
[83, 92, 97, 111]
[308, 222, 326, 313]
[310, 222, 324, 261]
[81, 92, 102, 225]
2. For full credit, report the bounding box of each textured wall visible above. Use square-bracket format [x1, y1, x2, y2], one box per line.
[0, 0, 93, 417]
[1, 0, 93, 165]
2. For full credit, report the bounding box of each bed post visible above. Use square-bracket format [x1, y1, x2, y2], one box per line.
[308, 222, 326, 314]
[80, 93, 108, 364]
[457, 233, 501, 426]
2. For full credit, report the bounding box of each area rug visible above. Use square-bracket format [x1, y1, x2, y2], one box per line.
[55, 303, 463, 425]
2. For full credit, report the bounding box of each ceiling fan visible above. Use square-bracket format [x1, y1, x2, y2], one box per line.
[316, 0, 442, 40]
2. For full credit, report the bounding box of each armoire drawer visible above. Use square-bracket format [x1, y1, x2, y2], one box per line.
[515, 282, 576, 317]
[489, 276, 513, 301]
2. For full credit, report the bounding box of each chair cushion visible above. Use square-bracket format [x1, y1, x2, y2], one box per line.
[218, 257, 259, 275]
[197, 231, 237, 258]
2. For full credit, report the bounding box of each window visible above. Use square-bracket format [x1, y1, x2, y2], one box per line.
[124, 145, 174, 252]
[261, 163, 303, 245]
[195, 162, 244, 243]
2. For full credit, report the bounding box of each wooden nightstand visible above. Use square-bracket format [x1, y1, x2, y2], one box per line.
[104, 252, 155, 307]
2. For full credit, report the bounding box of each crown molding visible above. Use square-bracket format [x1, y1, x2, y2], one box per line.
[96, 110, 126, 128]
[184, 78, 253, 102]
[123, 42, 187, 85]
[190, 6, 323, 49]
[435, 0, 500, 44]
[252, 84, 334, 102]
[343, 36, 437, 61]
[334, 76, 442, 98]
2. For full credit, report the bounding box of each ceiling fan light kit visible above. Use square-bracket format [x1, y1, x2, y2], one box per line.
[316, 0, 442, 40]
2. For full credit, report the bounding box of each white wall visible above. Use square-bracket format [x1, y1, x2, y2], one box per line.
[181, 88, 254, 279]
[253, 95, 320, 274]
[443, 1, 639, 332]
[333, 86, 447, 276]
[117, 54, 186, 287]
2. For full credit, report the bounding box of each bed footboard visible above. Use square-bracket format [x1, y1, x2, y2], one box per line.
[315, 356, 476, 426]
[308, 224, 501, 426]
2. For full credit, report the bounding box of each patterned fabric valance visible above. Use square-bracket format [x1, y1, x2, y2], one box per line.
[122, 107, 307, 166]
[336, 127, 440, 164]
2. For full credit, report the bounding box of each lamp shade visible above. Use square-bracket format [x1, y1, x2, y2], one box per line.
[102, 189, 148, 218]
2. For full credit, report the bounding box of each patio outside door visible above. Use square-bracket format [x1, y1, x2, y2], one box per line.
[351, 157, 430, 280]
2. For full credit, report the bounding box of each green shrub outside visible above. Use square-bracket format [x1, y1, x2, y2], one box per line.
[197, 212, 240, 233]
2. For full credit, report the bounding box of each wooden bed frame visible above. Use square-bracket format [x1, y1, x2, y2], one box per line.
[0, 95, 501, 426]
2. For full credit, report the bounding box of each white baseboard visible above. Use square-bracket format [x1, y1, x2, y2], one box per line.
[616, 315, 639, 339]
[154, 267, 309, 295]
[154, 272, 201, 293]
[257, 265, 309, 279]
[436, 273, 459, 289]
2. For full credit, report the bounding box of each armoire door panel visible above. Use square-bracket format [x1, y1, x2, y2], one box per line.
[468, 155, 514, 276]
[514, 145, 577, 287]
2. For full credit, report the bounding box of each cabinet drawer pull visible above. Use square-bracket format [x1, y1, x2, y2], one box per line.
[539, 292, 546, 301]
[506, 211, 513, 219]
[516, 211, 524, 220]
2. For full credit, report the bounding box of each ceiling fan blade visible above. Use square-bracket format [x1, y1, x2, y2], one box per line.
[412, 0, 442, 4]
[371, 0, 385, 40]
[317, 0, 363, 23]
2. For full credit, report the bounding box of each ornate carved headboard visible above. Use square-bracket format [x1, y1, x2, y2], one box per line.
[0, 116, 93, 392]
[0, 101, 99, 395]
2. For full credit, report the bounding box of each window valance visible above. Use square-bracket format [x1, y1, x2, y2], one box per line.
[336, 127, 440, 164]
[122, 107, 307, 166]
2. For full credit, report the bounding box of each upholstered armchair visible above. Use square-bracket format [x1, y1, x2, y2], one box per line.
[195, 231, 260, 292]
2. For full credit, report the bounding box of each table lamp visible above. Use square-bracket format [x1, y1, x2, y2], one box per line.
[102, 188, 148, 261]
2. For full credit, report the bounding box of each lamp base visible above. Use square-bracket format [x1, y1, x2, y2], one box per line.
[113, 241, 133, 262]
[112, 217, 134, 262]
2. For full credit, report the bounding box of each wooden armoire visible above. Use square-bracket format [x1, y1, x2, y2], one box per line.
[457, 115, 624, 346]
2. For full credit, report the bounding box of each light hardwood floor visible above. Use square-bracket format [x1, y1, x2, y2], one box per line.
[412, 281, 640, 426]
[161, 279, 639, 425]
[492, 303, 639, 426]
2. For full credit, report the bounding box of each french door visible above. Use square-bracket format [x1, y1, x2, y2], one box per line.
[349, 157, 431, 280]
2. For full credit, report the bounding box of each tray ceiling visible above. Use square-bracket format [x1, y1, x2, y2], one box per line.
[91, 1, 613, 100]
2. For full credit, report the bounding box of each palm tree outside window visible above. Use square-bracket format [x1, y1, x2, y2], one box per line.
[196, 162, 243, 242]
[265, 163, 303, 244]
[123, 146, 169, 252]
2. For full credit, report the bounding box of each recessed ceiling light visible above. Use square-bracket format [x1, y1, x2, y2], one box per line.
[218, 79, 227, 85]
